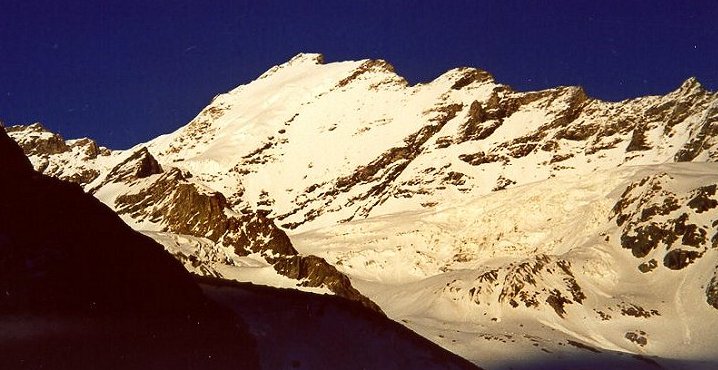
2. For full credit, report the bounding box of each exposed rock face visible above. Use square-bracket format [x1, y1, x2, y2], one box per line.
[707, 267, 718, 309]
[609, 171, 718, 314]
[87, 147, 163, 193]
[444, 255, 585, 318]
[336, 59, 407, 89]
[450, 68, 494, 90]
[674, 93, 718, 162]
[5, 122, 69, 155]
[625, 331, 648, 347]
[611, 173, 717, 271]
[71, 137, 103, 159]
[6, 123, 109, 186]
[106, 147, 162, 182]
[109, 166, 380, 312]
[272, 255, 382, 312]
[114, 168, 296, 256]
[279, 102, 465, 228]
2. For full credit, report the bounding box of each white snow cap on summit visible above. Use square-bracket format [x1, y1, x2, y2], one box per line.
[287, 52, 325, 65]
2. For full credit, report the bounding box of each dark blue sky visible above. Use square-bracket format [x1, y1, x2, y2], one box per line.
[2, 1, 717, 149]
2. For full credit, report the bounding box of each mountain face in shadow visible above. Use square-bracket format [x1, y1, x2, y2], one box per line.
[0, 126, 260, 369]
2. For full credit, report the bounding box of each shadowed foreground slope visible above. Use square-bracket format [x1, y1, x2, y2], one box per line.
[0, 125, 260, 369]
[199, 277, 481, 370]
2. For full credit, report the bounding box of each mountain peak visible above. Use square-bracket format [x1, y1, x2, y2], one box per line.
[287, 52, 325, 65]
[677, 76, 704, 94]
[444, 67, 495, 89]
[255, 53, 327, 81]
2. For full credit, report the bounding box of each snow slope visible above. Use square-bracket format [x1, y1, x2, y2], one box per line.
[141, 56, 717, 232]
[293, 163, 718, 369]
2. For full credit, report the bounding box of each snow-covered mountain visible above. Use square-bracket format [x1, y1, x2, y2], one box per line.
[0, 126, 479, 370]
[6, 53, 718, 368]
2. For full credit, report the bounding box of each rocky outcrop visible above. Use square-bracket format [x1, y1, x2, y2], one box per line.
[611, 174, 717, 273]
[450, 68, 494, 90]
[112, 167, 381, 312]
[93, 147, 162, 190]
[707, 267, 718, 309]
[5, 123, 109, 186]
[6, 122, 69, 155]
[444, 255, 585, 318]
[70, 137, 105, 159]
[335, 59, 407, 89]
[114, 168, 295, 256]
[272, 255, 383, 313]
[674, 102, 718, 162]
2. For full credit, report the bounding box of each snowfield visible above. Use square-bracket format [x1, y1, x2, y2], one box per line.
[293, 163, 718, 369]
